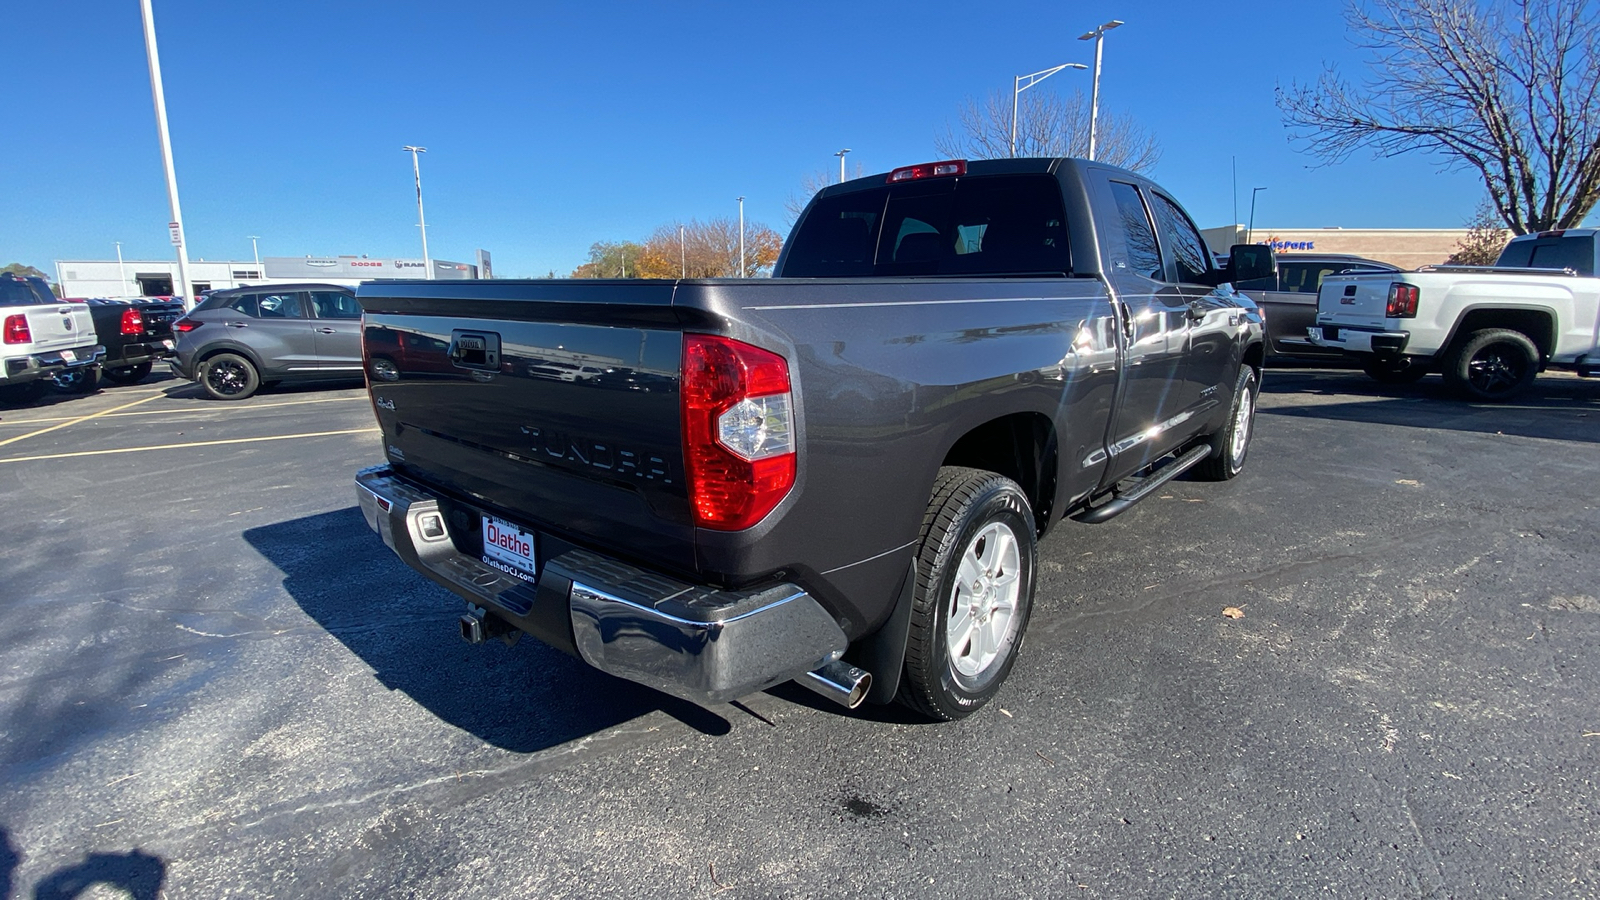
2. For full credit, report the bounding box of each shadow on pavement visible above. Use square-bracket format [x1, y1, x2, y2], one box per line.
[1260, 369, 1599, 444]
[244, 508, 730, 754]
[0, 827, 14, 900]
[32, 849, 165, 900]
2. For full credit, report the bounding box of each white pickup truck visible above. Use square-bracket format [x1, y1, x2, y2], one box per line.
[1307, 229, 1600, 401]
[0, 274, 105, 403]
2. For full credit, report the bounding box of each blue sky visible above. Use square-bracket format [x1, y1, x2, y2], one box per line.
[6, 0, 1502, 278]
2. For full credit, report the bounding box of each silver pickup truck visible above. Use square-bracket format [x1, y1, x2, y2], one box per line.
[1308, 229, 1600, 400]
[0, 275, 104, 403]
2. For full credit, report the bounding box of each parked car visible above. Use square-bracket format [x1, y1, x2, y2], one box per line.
[169, 283, 363, 400]
[1309, 229, 1600, 399]
[354, 156, 1274, 721]
[1234, 254, 1400, 360]
[0, 274, 103, 402]
[53, 297, 185, 389]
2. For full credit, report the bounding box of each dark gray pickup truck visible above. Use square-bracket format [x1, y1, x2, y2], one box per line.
[354, 157, 1274, 720]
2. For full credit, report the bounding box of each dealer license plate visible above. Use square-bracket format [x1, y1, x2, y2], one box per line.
[161, 339, 174, 349]
[60, 349, 75, 362]
[481, 514, 537, 581]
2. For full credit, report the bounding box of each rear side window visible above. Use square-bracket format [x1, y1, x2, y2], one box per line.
[782, 174, 1071, 277]
[1108, 182, 1163, 281]
[310, 291, 360, 319]
[1497, 237, 1594, 276]
[225, 294, 260, 316]
[256, 292, 306, 318]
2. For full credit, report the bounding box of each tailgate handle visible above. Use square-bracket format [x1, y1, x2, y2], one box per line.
[449, 330, 501, 372]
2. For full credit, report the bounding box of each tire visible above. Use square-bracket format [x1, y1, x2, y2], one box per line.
[1444, 328, 1538, 402]
[200, 352, 260, 400]
[897, 467, 1037, 721]
[103, 361, 154, 385]
[1194, 365, 1258, 481]
[52, 366, 100, 394]
[1362, 355, 1428, 384]
[369, 356, 400, 382]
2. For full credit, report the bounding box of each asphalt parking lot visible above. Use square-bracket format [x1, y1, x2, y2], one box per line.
[1, 368, 1597, 899]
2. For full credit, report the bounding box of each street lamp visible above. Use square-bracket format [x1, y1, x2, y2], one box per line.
[1077, 19, 1124, 161]
[402, 145, 432, 279]
[247, 235, 260, 274]
[139, 0, 194, 308]
[679, 224, 686, 278]
[1011, 63, 1087, 158]
[115, 241, 128, 297]
[1247, 187, 1267, 244]
[737, 196, 746, 278]
[835, 148, 852, 183]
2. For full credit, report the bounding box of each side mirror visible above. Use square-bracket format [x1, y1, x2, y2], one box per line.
[1228, 244, 1277, 284]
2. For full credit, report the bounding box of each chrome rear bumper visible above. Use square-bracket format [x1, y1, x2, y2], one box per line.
[355, 465, 848, 707]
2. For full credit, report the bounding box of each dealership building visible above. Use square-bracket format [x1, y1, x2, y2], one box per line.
[53, 252, 491, 299]
[1201, 226, 1468, 269]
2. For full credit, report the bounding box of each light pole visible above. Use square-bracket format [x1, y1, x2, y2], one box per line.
[737, 197, 746, 278]
[835, 148, 852, 183]
[1010, 63, 1087, 158]
[248, 235, 261, 274]
[115, 241, 128, 297]
[679, 224, 686, 278]
[139, 0, 194, 308]
[1247, 187, 1267, 244]
[402, 145, 432, 279]
[1078, 19, 1124, 162]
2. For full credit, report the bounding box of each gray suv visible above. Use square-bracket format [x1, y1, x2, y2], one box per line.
[170, 284, 363, 400]
[1236, 254, 1400, 360]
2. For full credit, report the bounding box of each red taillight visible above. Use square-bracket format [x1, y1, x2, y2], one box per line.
[1385, 283, 1420, 318]
[3, 314, 30, 344]
[682, 334, 796, 530]
[887, 160, 967, 183]
[172, 317, 202, 332]
[120, 308, 145, 335]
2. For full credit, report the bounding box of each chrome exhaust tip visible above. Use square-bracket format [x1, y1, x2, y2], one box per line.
[797, 660, 873, 709]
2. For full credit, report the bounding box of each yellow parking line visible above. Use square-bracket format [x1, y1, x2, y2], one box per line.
[0, 394, 166, 449]
[0, 394, 368, 427]
[0, 428, 379, 464]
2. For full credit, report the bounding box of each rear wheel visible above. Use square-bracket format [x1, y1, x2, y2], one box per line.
[1361, 355, 1428, 384]
[1444, 328, 1538, 402]
[103, 361, 154, 385]
[200, 352, 260, 401]
[897, 467, 1036, 721]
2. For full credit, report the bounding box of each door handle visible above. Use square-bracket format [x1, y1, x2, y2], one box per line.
[225, 321, 249, 328]
[315, 327, 337, 334]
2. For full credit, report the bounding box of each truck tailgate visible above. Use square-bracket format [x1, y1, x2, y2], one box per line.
[22, 303, 96, 353]
[1317, 274, 1397, 329]
[358, 282, 696, 576]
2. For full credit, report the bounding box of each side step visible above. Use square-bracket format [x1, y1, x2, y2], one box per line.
[1070, 444, 1213, 524]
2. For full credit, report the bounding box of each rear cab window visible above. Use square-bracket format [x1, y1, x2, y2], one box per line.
[1497, 236, 1595, 276]
[783, 174, 1072, 277]
[0, 277, 61, 307]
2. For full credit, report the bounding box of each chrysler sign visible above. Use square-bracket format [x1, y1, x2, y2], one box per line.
[263, 256, 477, 279]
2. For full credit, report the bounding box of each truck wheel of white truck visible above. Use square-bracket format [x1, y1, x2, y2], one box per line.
[1444, 328, 1538, 402]
[898, 467, 1037, 721]
[1194, 365, 1258, 481]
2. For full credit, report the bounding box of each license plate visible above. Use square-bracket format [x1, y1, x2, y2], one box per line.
[161, 339, 174, 349]
[481, 514, 537, 581]
[60, 349, 76, 362]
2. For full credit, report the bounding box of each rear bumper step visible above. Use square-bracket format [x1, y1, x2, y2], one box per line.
[355, 465, 848, 708]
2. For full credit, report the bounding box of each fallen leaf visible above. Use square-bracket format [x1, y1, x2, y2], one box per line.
[1222, 607, 1245, 619]
[999, 708, 1013, 718]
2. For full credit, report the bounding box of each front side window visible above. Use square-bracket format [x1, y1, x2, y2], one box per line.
[1149, 193, 1211, 284]
[1108, 182, 1163, 281]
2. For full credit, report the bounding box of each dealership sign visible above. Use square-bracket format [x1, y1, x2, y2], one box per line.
[263, 256, 475, 279]
[1262, 236, 1315, 251]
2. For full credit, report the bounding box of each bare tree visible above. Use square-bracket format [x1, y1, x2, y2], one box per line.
[784, 163, 866, 226]
[1277, 0, 1600, 234]
[934, 88, 1161, 173]
[1447, 198, 1512, 265]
